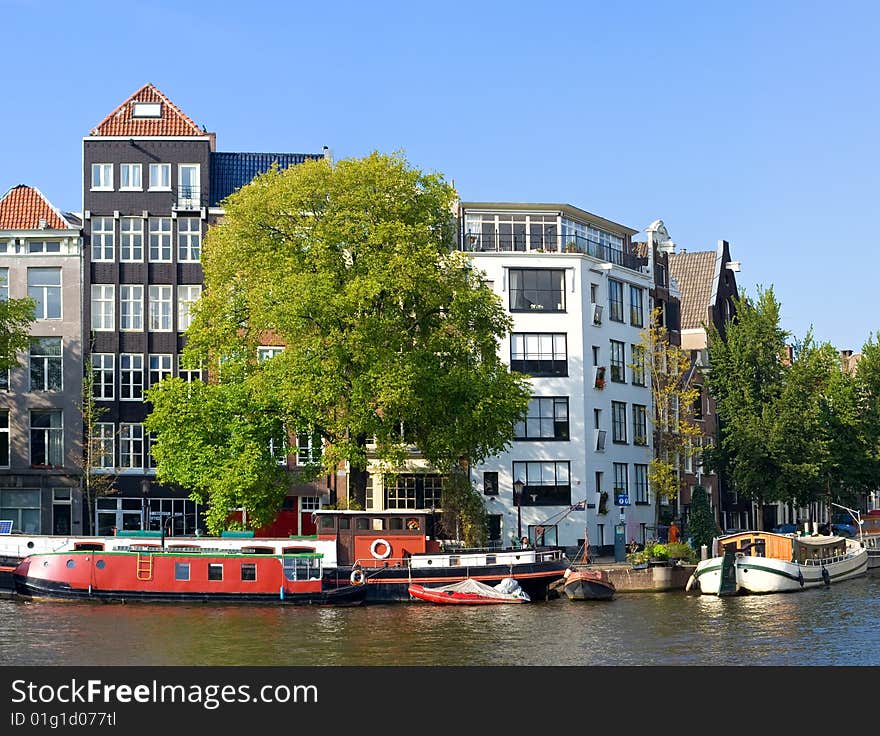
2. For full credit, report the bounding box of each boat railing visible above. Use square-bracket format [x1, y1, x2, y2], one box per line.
[352, 547, 564, 570]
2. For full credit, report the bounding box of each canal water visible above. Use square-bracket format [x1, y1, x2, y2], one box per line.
[3, 571, 879, 667]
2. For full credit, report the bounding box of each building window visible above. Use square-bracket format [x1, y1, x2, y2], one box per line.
[91, 353, 114, 400]
[120, 217, 143, 262]
[91, 284, 114, 331]
[120, 354, 144, 400]
[91, 217, 114, 261]
[0, 267, 7, 301]
[178, 285, 201, 331]
[608, 279, 624, 322]
[133, 101, 161, 118]
[149, 163, 171, 190]
[148, 217, 172, 262]
[631, 344, 646, 386]
[483, 471, 498, 496]
[296, 432, 322, 465]
[178, 355, 202, 383]
[30, 410, 62, 466]
[510, 333, 567, 377]
[633, 404, 648, 446]
[177, 218, 201, 262]
[610, 340, 626, 382]
[148, 285, 172, 331]
[0, 411, 8, 467]
[630, 285, 644, 327]
[29, 337, 62, 391]
[384, 474, 444, 510]
[0, 489, 41, 533]
[634, 463, 649, 504]
[94, 423, 115, 469]
[120, 163, 142, 190]
[28, 241, 61, 253]
[178, 164, 200, 208]
[149, 354, 173, 386]
[119, 285, 143, 330]
[508, 268, 565, 312]
[258, 346, 284, 361]
[514, 397, 569, 440]
[28, 267, 61, 319]
[611, 401, 627, 443]
[119, 423, 144, 469]
[613, 462, 629, 503]
[693, 385, 704, 420]
[512, 461, 571, 506]
[91, 163, 113, 190]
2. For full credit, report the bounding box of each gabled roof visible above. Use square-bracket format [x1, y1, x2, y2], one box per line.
[89, 83, 206, 137]
[0, 185, 77, 231]
[210, 151, 325, 206]
[668, 250, 715, 330]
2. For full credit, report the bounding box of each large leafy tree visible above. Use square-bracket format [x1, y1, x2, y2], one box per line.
[855, 335, 880, 495]
[704, 287, 790, 527]
[0, 278, 35, 372]
[146, 152, 530, 533]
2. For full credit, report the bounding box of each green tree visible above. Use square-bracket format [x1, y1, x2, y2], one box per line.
[636, 307, 701, 530]
[704, 287, 790, 528]
[0, 276, 35, 372]
[687, 485, 718, 550]
[146, 152, 530, 533]
[439, 465, 488, 547]
[854, 334, 880, 496]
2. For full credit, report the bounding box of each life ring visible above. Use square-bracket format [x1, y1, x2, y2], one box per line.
[370, 538, 392, 560]
[350, 569, 365, 586]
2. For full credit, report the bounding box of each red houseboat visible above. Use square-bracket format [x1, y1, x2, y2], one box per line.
[13, 547, 366, 605]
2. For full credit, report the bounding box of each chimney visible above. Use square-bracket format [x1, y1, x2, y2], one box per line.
[207, 131, 217, 152]
[38, 217, 47, 229]
[323, 146, 333, 163]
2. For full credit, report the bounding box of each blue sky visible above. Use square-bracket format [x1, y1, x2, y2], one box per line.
[3, 1, 878, 351]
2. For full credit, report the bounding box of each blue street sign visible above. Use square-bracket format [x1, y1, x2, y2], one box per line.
[615, 494, 630, 506]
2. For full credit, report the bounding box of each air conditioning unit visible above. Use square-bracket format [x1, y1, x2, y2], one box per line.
[592, 303, 603, 325]
[594, 429, 606, 452]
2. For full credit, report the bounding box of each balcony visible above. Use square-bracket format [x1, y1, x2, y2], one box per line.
[460, 231, 642, 270]
[174, 186, 203, 211]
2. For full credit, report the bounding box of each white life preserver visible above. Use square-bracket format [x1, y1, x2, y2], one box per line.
[370, 538, 392, 560]
[350, 569, 365, 586]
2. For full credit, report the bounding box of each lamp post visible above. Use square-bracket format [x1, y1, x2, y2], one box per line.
[514, 478, 524, 543]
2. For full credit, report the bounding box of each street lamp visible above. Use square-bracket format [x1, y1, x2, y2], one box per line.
[514, 478, 524, 543]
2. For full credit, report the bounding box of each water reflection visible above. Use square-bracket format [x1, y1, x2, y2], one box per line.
[2, 574, 878, 666]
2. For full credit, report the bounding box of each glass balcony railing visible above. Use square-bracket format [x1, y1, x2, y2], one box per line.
[175, 186, 202, 210]
[459, 231, 642, 270]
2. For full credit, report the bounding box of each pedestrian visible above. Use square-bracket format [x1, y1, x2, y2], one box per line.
[669, 520, 680, 544]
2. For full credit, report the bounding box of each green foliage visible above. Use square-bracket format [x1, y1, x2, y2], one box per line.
[147, 151, 530, 527]
[688, 485, 719, 550]
[0, 291, 35, 371]
[664, 541, 698, 563]
[440, 467, 488, 547]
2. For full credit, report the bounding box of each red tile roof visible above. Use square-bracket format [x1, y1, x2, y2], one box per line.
[668, 250, 716, 331]
[0, 185, 72, 231]
[90, 83, 206, 137]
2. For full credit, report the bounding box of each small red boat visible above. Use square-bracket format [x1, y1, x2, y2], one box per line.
[408, 577, 530, 605]
[561, 566, 615, 601]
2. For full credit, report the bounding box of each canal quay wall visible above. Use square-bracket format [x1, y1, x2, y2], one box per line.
[590, 561, 697, 592]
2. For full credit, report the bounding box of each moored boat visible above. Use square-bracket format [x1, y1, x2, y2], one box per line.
[12, 548, 367, 605]
[408, 577, 530, 605]
[560, 567, 615, 601]
[686, 530, 868, 596]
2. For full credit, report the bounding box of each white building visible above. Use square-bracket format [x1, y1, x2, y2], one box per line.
[459, 202, 658, 552]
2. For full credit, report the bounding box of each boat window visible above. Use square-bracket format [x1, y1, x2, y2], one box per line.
[449, 556, 461, 567]
[389, 517, 403, 530]
[66, 559, 75, 568]
[241, 546, 273, 554]
[282, 546, 315, 555]
[753, 540, 766, 557]
[175, 563, 190, 581]
[208, 563, 223, 581]
[319, 516, 335, 530]
[406, 518, 420, 531]
[372, 518, 385, 531]
[338, 517, 350, 529]
[95, 560, 105, 569]
[355, 517, 370, 530]
[241, 563, 257, 581]
[74, 542, 104, 551]
[486, 555, 496, 565]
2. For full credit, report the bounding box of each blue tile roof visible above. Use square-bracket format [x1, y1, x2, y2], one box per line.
[210, 151, 325, 206]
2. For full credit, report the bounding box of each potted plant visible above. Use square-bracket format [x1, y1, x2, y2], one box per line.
[564, 241, 579, 253]
[594, 366, 606, 390]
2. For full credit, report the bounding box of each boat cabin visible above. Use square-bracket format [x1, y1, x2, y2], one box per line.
[314, 510, 441, 567]
[791, 536, 847, 564]
[716, 531, 848, 564]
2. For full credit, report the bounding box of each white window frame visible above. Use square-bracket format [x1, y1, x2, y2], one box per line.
[119, 353, 144, 401]
[30, 409, 63, 467]
[120, 285, 143, 331]
[149, 353, 173, 386]
[91, 163, 113, 191]
[0, 410, 9, 468]
[27, 267, 62, 320]
[119, 423, 144, 469]
[178, 355, 202, 383]
[149, 163, 171, 191]
[0, 267, 7, 301]
[119, 163, 142, 191]
[148, 285, 172, 332]
[177, 164, 200, 208]
[91, 217, 114, 261]
[94, 422, 115, 470]
[148, 217, 172, 262]
[177, 218, 202, 262]
[258, 346, 284, 361]
[120, 217, 144, 262]
[178, 285, 201, 332]
[29, 337, 62, 391]
[91, 284, 115, 331]
[91, 353, 115, 400]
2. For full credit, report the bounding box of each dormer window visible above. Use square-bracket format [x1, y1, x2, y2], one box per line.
[132, 102, 162, 118]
